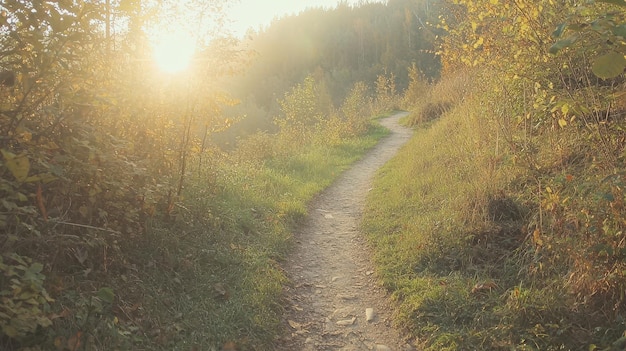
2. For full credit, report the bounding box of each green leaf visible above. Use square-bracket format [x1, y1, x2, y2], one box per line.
[2, 324, 18, 338]
[613, 24, 626, 38]
[567, 23, 588, 32]
[552, 23, 567, 38]
[97, 287, 115, 304]
[78, 205, 89, 218]
[549, 35, 578, 54]
[9, 253, 28, 266]
[28, 262, 43, 275]
[25, 173, 57, 184]
[36, 315, 52, 327]
[592, 52, 626, 79]
[1, 149, 30, 182]
[612, 336, 626, 348]
[591, 19, 604, 32]
[597, 0, 626, 7]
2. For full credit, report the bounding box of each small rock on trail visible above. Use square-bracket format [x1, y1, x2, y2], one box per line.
[277, 112, 415, 351]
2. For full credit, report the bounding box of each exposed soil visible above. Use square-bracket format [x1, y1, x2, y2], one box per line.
[277, 112, 415, 351]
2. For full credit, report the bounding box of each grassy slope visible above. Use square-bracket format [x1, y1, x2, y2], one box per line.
[130, 122, 390, 350]
[363, 74, 626, 350]
[364, 88, 515, 350]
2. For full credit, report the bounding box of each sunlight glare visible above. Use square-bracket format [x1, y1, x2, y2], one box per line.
[152, 30, 196, 73]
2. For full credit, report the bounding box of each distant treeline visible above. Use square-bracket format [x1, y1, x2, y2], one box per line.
[218, 0, 444, 142]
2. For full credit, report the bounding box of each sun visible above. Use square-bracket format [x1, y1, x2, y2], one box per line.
[151, 30, 196, 73]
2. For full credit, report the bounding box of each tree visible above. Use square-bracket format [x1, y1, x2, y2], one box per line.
[0, 0, 237, 347]
[341, 81, 373, 136]
[276, 75, 327, 146]
[374, 71, 398, 113]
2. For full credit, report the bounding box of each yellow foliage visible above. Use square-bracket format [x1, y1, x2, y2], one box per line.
[443, 0, 562, 82]
[1, 149, 30, 183]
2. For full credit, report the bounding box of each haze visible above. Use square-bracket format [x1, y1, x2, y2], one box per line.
[226, 0, 383, 36]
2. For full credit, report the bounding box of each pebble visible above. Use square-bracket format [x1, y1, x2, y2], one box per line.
[366, 308, 375, 322]
[332, 307, 354, 318]
[376, 345, 391, 351]
[336, 317, 356, 326]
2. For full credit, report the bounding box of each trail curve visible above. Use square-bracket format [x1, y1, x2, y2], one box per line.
[277, 112, 415, 351]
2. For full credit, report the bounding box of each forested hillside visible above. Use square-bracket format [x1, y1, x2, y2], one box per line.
[219, 0, 443, 140]
[364, 0, 626, 350]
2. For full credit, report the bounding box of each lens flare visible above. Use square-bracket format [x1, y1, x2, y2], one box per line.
[152, 30, 196, 73]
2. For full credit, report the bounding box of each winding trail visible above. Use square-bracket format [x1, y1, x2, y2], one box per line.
[278, 112, 415, 351]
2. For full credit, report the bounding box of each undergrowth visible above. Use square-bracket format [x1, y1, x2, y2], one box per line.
[0, 115, 387, 351]
[134, 121, 389, 350]
[364, 70, 626, 350]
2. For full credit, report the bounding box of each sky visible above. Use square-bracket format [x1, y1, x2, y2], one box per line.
[225, 0, 381, 37]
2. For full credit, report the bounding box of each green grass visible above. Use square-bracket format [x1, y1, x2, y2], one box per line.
[368, 99, 497, 350]
[12, 121, 390, 351]
[362, 74, 626, 350]
[117, 122, 389, 350]
[364, 97, 517, 348]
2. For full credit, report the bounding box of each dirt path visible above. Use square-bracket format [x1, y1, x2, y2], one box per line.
[278, 112, 415, 351]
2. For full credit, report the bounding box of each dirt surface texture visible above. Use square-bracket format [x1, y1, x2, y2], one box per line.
[278, 112, 415, 351]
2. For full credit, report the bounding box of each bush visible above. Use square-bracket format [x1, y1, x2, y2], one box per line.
[418, 101, 453, 124]
[0, 254, 53, 342]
